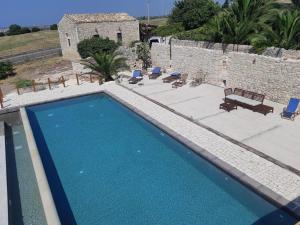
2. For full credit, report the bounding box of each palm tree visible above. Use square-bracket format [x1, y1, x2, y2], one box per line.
[204, 0, 275, 46]
[251, 9, 300, 50]
[81, 51, 129, 82]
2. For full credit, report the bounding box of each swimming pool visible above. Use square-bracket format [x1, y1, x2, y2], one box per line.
[26, 93, 297, 225]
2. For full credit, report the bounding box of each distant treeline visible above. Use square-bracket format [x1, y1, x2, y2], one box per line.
[0, 24, 58, 37]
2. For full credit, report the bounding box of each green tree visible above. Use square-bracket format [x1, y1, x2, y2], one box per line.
[81, 51, 129, 82]
[136, 42, 151, 69]
[7, 24, 22, 35]
[0, 32, 5, 37]
[223, 0, 232, 8]
[169, 0, 220, 30]
[50, 24, 58, 30]
[77, 37, 119, 59]
[203, 0, 274, 45]
[251, 10, 300, 50]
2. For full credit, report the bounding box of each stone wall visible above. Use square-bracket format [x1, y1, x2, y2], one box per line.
[58, 16, 80, 60]
[77, 20, 140, 47]
[227, 53, 300, 103]
[151, 43, 171, 68]
[151, 39, 300, 104]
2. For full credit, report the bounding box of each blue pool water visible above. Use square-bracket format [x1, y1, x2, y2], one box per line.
[26, 94, 297, 225]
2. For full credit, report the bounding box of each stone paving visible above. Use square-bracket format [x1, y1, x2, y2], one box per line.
[1, 77, 300, 215]
[121, 73, 300, 172]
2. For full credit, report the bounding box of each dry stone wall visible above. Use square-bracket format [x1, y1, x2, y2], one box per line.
[151, 43, 170, 68]
[151, 40, 300, 104]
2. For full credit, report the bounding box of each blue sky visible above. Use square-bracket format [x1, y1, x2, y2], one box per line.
[0, 0, 223, 28]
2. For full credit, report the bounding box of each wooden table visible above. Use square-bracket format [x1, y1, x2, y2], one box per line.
[219, 102, 237, 112]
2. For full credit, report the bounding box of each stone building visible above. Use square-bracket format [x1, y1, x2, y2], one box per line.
[58, 13, 140, 60]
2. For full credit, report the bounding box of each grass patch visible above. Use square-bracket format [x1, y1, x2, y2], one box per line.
[0, 30, 59, 58]
[15, 79, 32, 88]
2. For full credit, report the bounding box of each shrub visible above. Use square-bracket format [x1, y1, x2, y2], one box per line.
[0, 32, 5, 37]
[153, 23, 185, 37]
[20, 27, 31, 34]
[31, 27, 40, 32]
[175, 27, 207, 41]
[136, 42, 151, 69]
[77, 37, 119, 59]
[0, 61, 15, 80]
[15, 79, 32, 88]
[50, 24, 58, 30]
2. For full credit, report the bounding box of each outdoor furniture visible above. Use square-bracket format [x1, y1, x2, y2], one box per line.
[149, 67, 162, 79]
[163, 72, 181, 83]
[219, 102, 237, 112]
[129, 70, 143, 84]
[281, 98, 300, 120]
[254, 104, 274, 115]
[172, 74, 188, 88]
[224, 88, 265, 110]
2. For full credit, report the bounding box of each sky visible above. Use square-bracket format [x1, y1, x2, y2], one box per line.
[0, 0, 223, 28]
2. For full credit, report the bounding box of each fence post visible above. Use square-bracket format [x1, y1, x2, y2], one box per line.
[17, 87, 20, 95]
[48, 78, 51, 90]
[61, 76, 66, 87]
[32, 80, 36, 92]
[76, 74, 80, 85]
[90, 74, 93, 83]
[0, 87, 3, 109]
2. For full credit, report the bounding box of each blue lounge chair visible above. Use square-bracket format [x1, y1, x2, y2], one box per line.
[281, 98, 300, 120]
[149, 67, 161, 79]
[162, 72, 181, 83]
[129, 70, 143, 84]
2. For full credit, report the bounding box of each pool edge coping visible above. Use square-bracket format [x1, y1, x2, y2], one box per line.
[19, 108, 61, 225]
[0, 121, 8, 225]
[2, 88, 300, 220]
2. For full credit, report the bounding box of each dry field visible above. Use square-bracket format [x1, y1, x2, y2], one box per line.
[0, 30, 60, 58]
[0, 56, 72, 94]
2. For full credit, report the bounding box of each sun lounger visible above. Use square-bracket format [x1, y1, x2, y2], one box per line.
[129, 70, 143, 84]
[172, 74, 188, 88]
[163, 72, 181, 83]
[149, 67, 162, 79]
[281, 98, 300, 120]
[190, 77, 203, 87]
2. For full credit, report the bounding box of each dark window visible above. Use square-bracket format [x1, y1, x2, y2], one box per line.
[93, 34, 100, 38]
[149, 39, 159, 48]
[117, 32, 122, 44]
[68, 39, 71, 47]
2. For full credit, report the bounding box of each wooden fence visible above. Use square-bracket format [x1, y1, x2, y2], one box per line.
[0, 74, 103, 109]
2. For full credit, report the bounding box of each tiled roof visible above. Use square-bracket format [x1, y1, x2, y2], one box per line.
[65, 13, 136, 23]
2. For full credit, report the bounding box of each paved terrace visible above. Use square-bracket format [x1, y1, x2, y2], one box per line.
[0, 77, 300, 216]
[121, 73, 300, 173]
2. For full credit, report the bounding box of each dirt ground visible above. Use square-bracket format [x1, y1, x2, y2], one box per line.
[0, 56, 72, 94]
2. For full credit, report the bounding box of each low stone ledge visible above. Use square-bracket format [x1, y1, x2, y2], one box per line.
[0, 121, 8, 225]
